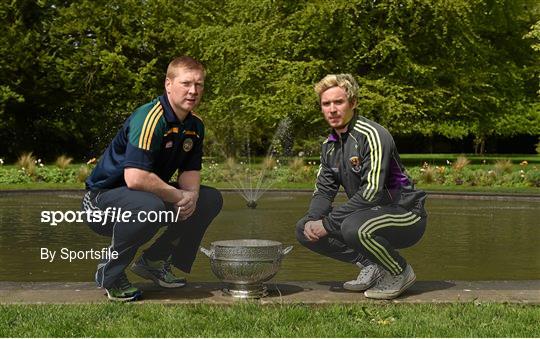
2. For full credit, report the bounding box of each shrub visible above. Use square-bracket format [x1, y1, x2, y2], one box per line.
[224, 157, 238, 171]
[476, 170, 497, 186]
[459, 169, 476, 186]
[285, 158, 317, 183]
[525, 170, 540, 187]
[56, 155, 73, 169]
[201, 162, 225, 183]
[0, 167, 33, 184]
[288, 157, 304, 173]
[16, 152, 37, 177]
[406, 167, 421, 184]
[420, 165, 436, 184]
[500, 171, 526, 186]
[494, 159, 513, 175]
[262, 156, 277, 170]
[35, 167, 76, 183]
[433, 166, 447, 184]
[77, 165, 91, 183]
[452, 155, 470, 172]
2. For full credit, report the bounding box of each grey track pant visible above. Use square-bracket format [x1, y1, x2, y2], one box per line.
[296, 204, 426, 275]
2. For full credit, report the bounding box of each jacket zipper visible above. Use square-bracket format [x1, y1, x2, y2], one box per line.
[339, 134, 349, 193]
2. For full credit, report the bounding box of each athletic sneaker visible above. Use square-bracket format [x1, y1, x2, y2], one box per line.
[131, 256, 186, 288]
[105, 272, 142, 302]
[364, 264, 416, 300]
[343, 263, 384, 291]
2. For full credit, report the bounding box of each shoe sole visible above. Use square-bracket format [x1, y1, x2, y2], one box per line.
[131, 264, 186, 288]
[364, 274, 416, 300]
[106, 290, 142, 302]
[343, 271, 384, 291]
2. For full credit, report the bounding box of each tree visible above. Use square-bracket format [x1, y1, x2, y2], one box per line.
[1, 0, 538, 159]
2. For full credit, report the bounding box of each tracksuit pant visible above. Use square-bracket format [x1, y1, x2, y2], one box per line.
[296, 204, 426, 275]
[81, 185, 222, 288]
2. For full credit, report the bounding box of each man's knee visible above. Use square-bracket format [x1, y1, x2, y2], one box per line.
[135, 192, 166, 214]
[118, 191, 166, 233]
[198, 186, 223, 217]
[104, 188, 166, 214]
[341, 218, 363, 246]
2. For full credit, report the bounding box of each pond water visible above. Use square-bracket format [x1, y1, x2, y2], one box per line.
[0, 191, 538, 282]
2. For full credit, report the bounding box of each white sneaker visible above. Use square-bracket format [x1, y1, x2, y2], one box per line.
[343, 263, 384, 291]
[364, 264, 416, 300]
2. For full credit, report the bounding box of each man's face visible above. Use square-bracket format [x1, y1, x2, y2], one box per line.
[320, 86, 355, 132]
[165, 67, 205, 118]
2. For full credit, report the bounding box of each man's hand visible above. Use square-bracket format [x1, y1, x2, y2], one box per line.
[175, 190, 199, 220]
[303, 220, 328, 242]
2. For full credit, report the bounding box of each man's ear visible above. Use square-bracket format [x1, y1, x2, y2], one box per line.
[165, 77, 172, 94]
[351, 99, 358, 109]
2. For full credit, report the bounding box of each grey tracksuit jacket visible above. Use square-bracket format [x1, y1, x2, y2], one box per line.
[307, 114, 427, 236]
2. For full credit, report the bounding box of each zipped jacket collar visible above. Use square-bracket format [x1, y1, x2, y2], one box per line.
[326, 114, 359, 142]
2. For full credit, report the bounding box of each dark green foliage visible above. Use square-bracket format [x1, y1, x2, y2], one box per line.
[1, 0, 539, 160]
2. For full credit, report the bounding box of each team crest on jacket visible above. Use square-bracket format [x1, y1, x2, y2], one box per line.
[183, 138, 194, 152]
[349, 156, 361, 173]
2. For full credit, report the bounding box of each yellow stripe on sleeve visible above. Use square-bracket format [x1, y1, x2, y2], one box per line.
[142, 108, 163, 150]
[138, 103, 161, 149]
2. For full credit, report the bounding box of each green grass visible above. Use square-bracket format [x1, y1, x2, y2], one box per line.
[0, 182, 84, 190]
[414, 184, 540, 195]
[399, 153, 540, 162]
[399, 154, 540, 167]
[296, 153, 540, 166]
[0, 303, 538, 337]
[1, 181, 539, 195]
[203, 182, 540, 195]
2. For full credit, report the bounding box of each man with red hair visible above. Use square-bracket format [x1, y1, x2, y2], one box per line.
[83, 56, 222, 301]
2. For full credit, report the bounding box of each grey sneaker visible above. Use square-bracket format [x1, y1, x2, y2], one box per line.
[131, 256, 186, 288]
[364, 264, 416, 300]
[343, 263, 384, 291]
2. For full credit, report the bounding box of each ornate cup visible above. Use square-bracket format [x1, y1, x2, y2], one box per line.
[200, 239, 293, 298]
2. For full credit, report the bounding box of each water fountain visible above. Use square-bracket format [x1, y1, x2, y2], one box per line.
[222, 118, 293, 209]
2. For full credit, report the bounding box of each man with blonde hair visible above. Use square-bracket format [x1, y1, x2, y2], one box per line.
[82, 56, 222, 301]
[296, 74, 427, 299]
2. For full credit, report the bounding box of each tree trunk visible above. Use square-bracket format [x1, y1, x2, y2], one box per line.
[473, 136, 486, 154]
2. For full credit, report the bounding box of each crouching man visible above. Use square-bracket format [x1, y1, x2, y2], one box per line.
[296, 74, 427, 300]
[82, 56, 222, 301]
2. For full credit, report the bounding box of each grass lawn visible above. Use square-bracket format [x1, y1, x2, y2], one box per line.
[0, 303, 539, 337]
[194, 182, 540, 195]
[1, 181, 539, 195]
[250, 154, 540, 165]
[0, 182, 85, 191]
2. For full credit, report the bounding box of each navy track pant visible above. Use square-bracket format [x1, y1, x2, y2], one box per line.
[81, 185, 222, 288]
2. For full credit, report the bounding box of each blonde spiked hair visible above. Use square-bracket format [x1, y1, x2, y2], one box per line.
[314, 74, 359, 104]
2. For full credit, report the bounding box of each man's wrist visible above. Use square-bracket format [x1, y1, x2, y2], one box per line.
[321, 217, 334, 234]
